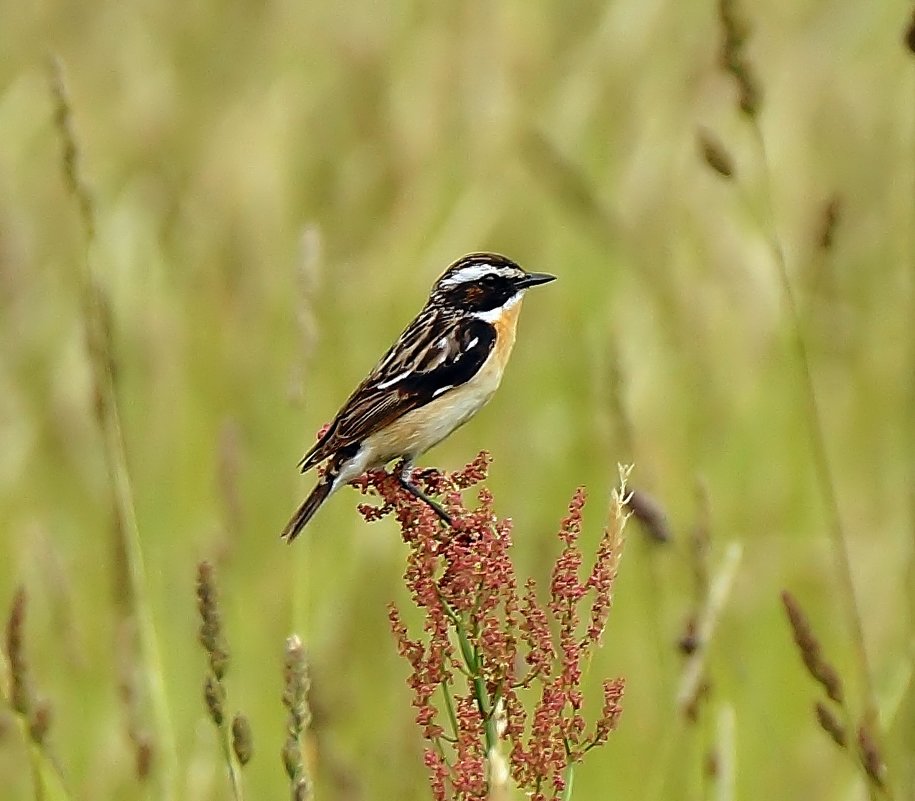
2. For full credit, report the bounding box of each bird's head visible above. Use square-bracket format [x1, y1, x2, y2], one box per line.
[431, 253, 556, 316]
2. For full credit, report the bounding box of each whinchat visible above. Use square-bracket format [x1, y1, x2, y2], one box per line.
[281, 252, 555, 541]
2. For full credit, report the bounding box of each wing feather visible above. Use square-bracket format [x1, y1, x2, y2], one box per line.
[299, 308, 495, 471]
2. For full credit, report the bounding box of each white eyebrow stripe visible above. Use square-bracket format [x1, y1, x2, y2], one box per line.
[438, 263, 519, 288]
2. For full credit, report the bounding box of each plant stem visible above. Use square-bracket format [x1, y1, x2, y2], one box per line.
[748, 120, 891, 800]
[441, 681, 460, 741]
[219, 727, 244, 801]
[48, 57, 177, 799]
[561, 761, 575, 801]
[453, 616, 496, 753]
[748, 122, 877, 721]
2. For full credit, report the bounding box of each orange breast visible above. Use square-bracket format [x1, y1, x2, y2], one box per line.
[361, 298, 526, 463]
[490, 296, 523, 370]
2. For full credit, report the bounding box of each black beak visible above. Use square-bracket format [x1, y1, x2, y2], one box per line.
[516, 271, 556, 289]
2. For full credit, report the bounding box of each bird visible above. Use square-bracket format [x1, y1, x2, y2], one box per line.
[280, 252, 556, 542]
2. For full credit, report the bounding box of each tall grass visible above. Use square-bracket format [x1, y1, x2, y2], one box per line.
[1, 2, 914, 800]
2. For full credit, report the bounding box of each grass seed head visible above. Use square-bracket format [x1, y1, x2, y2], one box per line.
[814, 702, 846, 749]
[781, 591, 844, 704]
[5, 587, 32, 718]
[232, 713, 254, 766]
[196, 561, 229, 681]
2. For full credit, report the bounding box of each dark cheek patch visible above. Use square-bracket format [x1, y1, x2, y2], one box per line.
[462, 286, 484, 304]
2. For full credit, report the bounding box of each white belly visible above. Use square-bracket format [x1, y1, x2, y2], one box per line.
[370, 367, 501, 462]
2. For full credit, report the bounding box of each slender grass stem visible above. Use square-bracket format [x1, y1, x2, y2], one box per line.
[441, 681, 460, 741]
[647, 543, 742, 801]
[1, 632, 71, 800]
[748, 120, 893, 800]
[905, 44, 915, 801]
[676, 543, 743, 712]
[218, 729, 245, 801]
[748, 122, 876, 721]
[47, 57, 176, 799]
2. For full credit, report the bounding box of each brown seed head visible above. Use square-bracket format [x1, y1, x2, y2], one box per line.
[697, 129, 735, 179]
[814, 701, 846, 749]
[857, 723, 885, 788]
[196, 561, 229, 680]
[283, 635, 312, 736]
[717, 0, 761, 117]
[781, 591, 844, 704]
[232, 713, 254, 766]
[28, 699, 53, 744]
[135, 735, 154, 780]
[203, 673, 225, 727]
[818, 196, 842, 251]
[625, 487, 673, 543]
[5, 587, 32, 717]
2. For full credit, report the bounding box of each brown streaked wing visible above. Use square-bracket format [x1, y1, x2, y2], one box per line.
[298, 308, 495, 472]
[299, 307, 445, 470]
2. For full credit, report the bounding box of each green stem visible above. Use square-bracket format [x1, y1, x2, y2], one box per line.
[562, 755, 575, 801]
[441, 681, 460, 741]
[751, 121, 875, 712]
[218, 724, 244, 801]
[748, 120, 887, 800]
[453, 615, 496, 754]
[48, 57, 177, 800]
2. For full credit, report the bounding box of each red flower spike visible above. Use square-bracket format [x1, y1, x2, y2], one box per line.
[359, 454, 628, 800]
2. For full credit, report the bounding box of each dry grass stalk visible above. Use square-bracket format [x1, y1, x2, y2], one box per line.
[714, 705, 737, 801]
[755, 107, 877, 741]
[288, 224, 322, 404]
[698, 129, 736, 178]
[814, 701, 846, 749]
[48, 57, 94, 240]
[3, 587, 70, 799]
[780, 593, 893, 795]
[197, 561, 229, 681]
[857, 722, 886, 789]
[6, 588, 31, 718]
[676, 543, 743, 715]
[625, 488, 672, 544]
[232, 714, 254, 766]
[676, 484, 712, 658]
[717, 0, 761, 116]
[48, 55, 177, 796]
[818, 196, 842, 251]
[711, 3, 881, 758]
[282, 635, 313, 801]
[115, 619, 154, 780]
[780, 591, 844, 704]
[195, 561, 247, 800]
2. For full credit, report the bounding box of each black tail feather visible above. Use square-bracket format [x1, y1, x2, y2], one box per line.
[281, 479, 333, 542]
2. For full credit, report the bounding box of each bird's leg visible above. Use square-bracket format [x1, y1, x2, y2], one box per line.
[397, 461, 453, 526]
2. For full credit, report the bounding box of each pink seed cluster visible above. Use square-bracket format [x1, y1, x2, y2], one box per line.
[352, 454, 626, 800]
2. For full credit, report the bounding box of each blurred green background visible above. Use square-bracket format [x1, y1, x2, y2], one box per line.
[1, 1, 914, 799]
